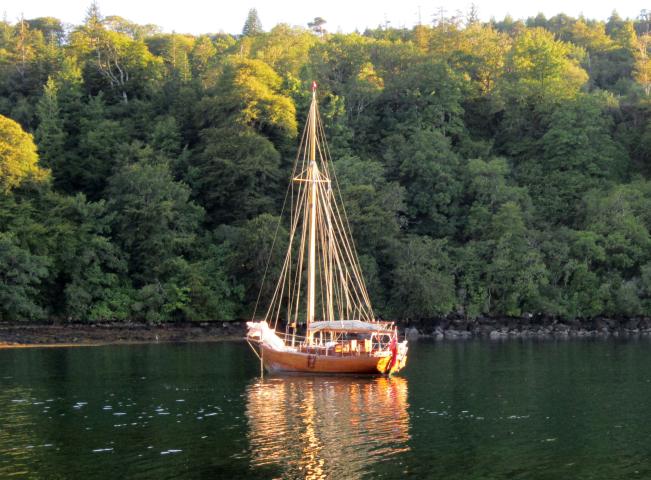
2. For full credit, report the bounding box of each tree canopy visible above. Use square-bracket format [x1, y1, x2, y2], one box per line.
[0, 115, 48, 192]
[1, 6, 651, 322]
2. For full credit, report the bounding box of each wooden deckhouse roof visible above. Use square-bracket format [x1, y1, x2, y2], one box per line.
[308, 320, 394, 334]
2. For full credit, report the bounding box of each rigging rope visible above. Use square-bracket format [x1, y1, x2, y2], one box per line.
[259, 92, 376, 330]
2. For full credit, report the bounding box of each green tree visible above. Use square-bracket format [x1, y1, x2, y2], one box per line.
[464, 157, 530, 239]
[190, 35, 217, 82]
[219, 213, 288, 316]
[27, 17, 65, 45]
[192, 126, 281, 225]
[69, 4, 162, 103]
[383, 128, 462, 236]
[106, 160, 203, 287]
[35, 77, 66, 169]
[1, 8, 650, 325]
[485, 202, 548, 316]
[454, 24, 511, 96]
[634, 33, 651, 95]
[249, 24, 316, 78]
[59, 94, 126, 196]
[0, 114, 49, 192]
[505, 27, 588, 102]
[333, 155, 405, 253]
[557, 230, 609, 317]
[47, 193, 132, 322]
[199, 57, 297, 140]
[308, 17, 327, 36]
[0, 232, 50, 321]
[242, 9, 263, 37]
[525, 93, 626, 225]
[389, 236, 455, 319]
[165, 241, 243, 321]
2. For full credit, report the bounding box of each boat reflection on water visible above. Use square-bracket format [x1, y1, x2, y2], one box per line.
[245, 375, 410, 479]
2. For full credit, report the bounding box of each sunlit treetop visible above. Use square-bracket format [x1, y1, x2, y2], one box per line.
[0, 115, 49, 192]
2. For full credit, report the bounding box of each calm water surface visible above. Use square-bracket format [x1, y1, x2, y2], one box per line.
[1, 339, 651, 479]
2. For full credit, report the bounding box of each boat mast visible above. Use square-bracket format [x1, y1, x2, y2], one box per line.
[307, 82, 318, 339]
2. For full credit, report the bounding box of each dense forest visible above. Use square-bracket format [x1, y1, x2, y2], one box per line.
[2, 4, 651, 323]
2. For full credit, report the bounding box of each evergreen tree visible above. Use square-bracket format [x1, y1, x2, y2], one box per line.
[35, 77, 66, 169]
[106, 160, 203, 287]
[0, 232, 50, 321]
[242, 9, 263, 36]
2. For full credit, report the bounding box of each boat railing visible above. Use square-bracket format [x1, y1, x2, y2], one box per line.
[271, 330, 394, 357]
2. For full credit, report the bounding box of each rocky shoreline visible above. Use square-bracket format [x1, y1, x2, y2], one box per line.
[0, 322, 247, 347]
[2, 316, 651, 348]
[401, 316, 651, 340]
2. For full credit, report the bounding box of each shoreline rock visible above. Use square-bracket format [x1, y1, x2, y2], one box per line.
[0, 322, 247, 347]
[396, 315, 651, 340]
[2, 315, 651, 347]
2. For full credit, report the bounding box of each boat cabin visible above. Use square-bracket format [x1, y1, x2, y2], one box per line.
[299, 320, 396, 356]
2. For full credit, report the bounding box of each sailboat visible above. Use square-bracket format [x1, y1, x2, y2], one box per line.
[246, 82, 408, 375]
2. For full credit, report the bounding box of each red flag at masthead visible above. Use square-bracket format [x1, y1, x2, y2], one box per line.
[312, 81, 317, 92]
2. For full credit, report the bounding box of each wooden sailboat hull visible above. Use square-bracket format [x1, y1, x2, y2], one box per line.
[260, 344, 405, 375]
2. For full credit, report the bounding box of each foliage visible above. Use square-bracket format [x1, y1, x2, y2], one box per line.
[0, 231, 50, 321]
[242, 9, 263, 37]
[383, 128, 462, 236]
[191, 126, 281, 225]
[218, 213, 288, 316]
[106, 160, 203, 287]
[34, 77, 65, 168]
[0, 8, 650, 323]
[505, 27, 588, 102]
[389, 236, 456, 319]
[0, 115, 49, 192]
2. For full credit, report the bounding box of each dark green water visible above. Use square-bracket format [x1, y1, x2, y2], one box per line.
[1, 339, 651, 479]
